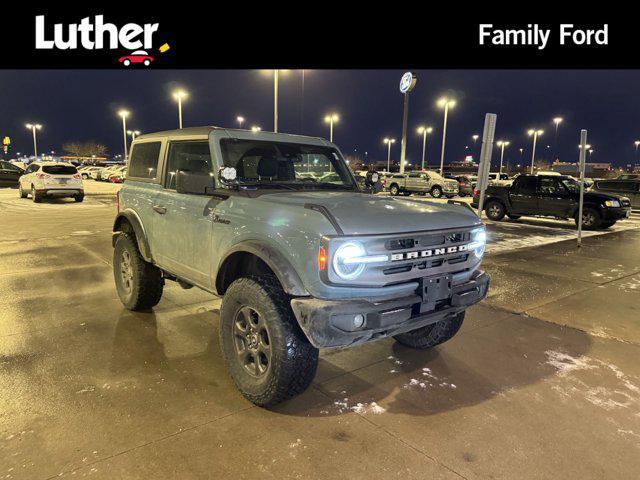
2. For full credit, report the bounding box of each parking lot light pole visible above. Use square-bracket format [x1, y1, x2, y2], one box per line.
[496, 140, 510, 174]
[383, 138, 396, 172]
[118, 110, 129, 161]
[25, 123, 42, 159]
[417, 126, 433, 170]
[324, 113, 339, 142]
[527, 129, 543, 174]
[553, 117, 563, 160]
[173, 90, 188, 129]
[237, 116, 245, 129]
[437, 97, 456, 175]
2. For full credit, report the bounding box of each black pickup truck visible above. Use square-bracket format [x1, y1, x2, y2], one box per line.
[472, 174, 631, 230]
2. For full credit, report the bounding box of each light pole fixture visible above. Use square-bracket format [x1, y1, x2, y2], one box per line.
[173, 90, 188, 129]
[237, 116, 245, 129]
[527, 129, 543, 174]
[251, 125, 261, 132]
[496, 140, 510, 174]
[635, 140, 640, 163]
[552, 116, 563, 160]
[25, 123, 42, 159]
[437, 97, 456, 175]
[118, 110, 130, 161]
[324, 113, 339, 142]
[383, 138, 396, 172]
[417, 125, 433, 171]
[127, 130, 141, 140]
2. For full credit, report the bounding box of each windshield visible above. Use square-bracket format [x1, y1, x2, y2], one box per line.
[560, 177, 580, 193]
[42, 165, 77, 175]
[219, 139, 356, 190]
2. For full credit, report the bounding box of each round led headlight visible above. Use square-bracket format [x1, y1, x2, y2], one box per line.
[471, 228, 487, 258]
[332, 242, 367, 280]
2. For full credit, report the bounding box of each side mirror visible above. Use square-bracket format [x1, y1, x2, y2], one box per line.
[365, 171, 383, 193]
[176, 170, 215, 195]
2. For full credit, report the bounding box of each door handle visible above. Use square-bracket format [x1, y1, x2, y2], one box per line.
[153, 205, 167, 214]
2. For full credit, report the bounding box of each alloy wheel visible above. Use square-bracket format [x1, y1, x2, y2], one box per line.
[119, 250, 134, 294]
[233, 306, 272, 377]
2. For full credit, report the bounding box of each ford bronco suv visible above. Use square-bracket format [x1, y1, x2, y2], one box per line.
[112, 127, 489, 406]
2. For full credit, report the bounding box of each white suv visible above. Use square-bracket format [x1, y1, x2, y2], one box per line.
[18, 162, 84, 203]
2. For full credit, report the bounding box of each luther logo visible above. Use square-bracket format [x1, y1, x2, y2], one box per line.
[34, 15, 171, 66]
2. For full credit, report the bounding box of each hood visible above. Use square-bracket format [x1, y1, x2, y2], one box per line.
[584, 191, 624, 202]
[257, 191, 481, 235]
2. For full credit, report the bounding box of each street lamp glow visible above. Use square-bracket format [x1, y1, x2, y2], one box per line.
[496, 140, 510, 175]
[383, 138, 396, 172]
[437, 97, 456, 175]
[416, 125, 433, 170]
[172, 90, 188, 129]
[236, 116, 245, 129]
[25, 123, 43, 158]
[118, 110, 130, 161]
[324, 113, 339, 142]
[251, 125, 261, 132]
[527, 129, 543, 174]
[472, 134, 479, 142]
[553, 117, 563, 126]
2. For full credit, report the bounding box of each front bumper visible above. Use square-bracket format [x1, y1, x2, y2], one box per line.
[601, 206, 631, 221]
[291, 270, 489, 348]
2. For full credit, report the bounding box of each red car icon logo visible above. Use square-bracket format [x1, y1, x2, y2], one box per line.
[118, 50, 154, 67]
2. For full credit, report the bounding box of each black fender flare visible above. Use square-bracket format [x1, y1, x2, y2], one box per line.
[216, 241, 309, 297]
[112, 210, 153, 262]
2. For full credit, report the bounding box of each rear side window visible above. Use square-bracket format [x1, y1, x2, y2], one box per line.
[42, 165, 77, 175]
[514, 176, 537, 194]
[128, 142, 161, 179]
[164, 141, 212, 190]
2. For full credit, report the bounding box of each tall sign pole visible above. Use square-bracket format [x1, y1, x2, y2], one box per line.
[476, 113, 497, 217]
[399, 72, 417, 174]
[577, 129, 588, 247]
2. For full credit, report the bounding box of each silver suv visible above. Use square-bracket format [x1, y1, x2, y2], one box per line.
[385, 171, 459, 198]
[112, 127, 489, 406]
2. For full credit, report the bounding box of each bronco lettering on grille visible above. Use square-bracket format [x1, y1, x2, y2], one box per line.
[390, 244, 469, 261]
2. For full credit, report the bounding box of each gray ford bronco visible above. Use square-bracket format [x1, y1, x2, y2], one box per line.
[112, 127, 489, 406]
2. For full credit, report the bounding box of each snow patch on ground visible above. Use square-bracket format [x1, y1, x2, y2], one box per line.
[545, 351, 640, 412]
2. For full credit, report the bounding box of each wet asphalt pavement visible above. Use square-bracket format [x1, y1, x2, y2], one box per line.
[1, 184, 640, 479]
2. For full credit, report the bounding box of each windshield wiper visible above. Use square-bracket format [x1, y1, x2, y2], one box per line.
[306, 182, 355, 190]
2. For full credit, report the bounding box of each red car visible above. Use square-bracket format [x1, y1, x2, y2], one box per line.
[118, 50, 154, 67]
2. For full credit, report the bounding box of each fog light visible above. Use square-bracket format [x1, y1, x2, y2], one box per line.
[353, 314, 365, 329]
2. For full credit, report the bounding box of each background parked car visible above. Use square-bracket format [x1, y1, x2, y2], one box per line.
[0, 160, 24, 188]
[593, 178, 640, 208]
[453, 174, 477, 197]
[108, 166, 127, 183]
[384, 170, 458, 198]
[18, 162, 84, 202]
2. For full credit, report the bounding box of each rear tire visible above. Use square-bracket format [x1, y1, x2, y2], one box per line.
[74, 194, 84, 203]
[485, 200, 506, 221]
[389, 184, 400, 196]
[430, 186, 443, 198]
[31, 186, 42, 203]
[394, 312, 465, 349]
[220, 276, 318, 407]
[113, 233, 164, 311]
[18, 184, 27, 198]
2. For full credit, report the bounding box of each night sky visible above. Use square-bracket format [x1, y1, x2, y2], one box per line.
[2, 69, 640, 168]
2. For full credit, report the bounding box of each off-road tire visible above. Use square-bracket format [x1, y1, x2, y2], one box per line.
[577, 207, 601, 230]
[113, 232, 164, 311]
[394, 312, 465, 349]
[219, 275, 318, 407]
[389, 184, 400, 196]
[31, 186, 42, 203]
[18, 184, 27, 198]
[430, 186, 443, 198]
[485, 200, 506, 221]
